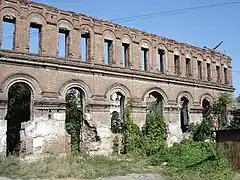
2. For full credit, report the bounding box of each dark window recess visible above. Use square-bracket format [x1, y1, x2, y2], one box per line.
[174, 55, 180, 74]
[104, 39, 113, 65]
[185, 58, 191, 77]
[58, 28, 69, 58]
[207, 63, 211, 81]
[141, 47, 148, 71]
[216, 66, 220, 83]
[122, 43, 129, 67]
[180, 97, 189, 133]
[29, 22, 42, 54]
[197, 61, 202, 79]
[81, 33, 90, 62]
[202, 99, 212, 118]
[157, 49, 165, 72]
[224, 67, 228, 84]
[2, 15, 16, 50]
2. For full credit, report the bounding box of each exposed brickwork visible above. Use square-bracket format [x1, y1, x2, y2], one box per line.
[0, 0, 234, 156]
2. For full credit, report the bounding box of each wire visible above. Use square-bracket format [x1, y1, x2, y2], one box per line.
[110, 1, 240, 23]
[1, 1, 239, 40]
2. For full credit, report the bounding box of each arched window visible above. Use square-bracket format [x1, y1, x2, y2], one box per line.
[110, 92, 125, 134]
[6, 82, 31, 156]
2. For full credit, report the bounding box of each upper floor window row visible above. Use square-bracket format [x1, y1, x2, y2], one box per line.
[0, 16, 230, 84]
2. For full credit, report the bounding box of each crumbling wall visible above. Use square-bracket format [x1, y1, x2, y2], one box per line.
[0, 120, 7, 154]
[19, 107, 70, 156]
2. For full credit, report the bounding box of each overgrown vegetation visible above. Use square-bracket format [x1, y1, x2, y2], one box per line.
[65, 89, 83, 152]
[1, 91, 238, 180]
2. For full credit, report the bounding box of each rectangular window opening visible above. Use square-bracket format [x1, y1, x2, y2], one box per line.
[207, 63, 211, 81]
[158, 49, 164, 72]
[81, 33, 90, 62]
[2, 16, 16, 50]
[104, 39, 113, 65]
[141, 47, 148, 71]
[122, 43, 129, 67]
[58, 28, 69, 58]
[29, 22, 42, 54]
[224, 67, 228, 84]
[197, 61, 202, 79]
[186, 58, 191, 77]
[216, 66, 220, 82]
[174, 55, 180, 74]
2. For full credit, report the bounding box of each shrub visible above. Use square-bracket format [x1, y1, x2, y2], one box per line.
[192, 117, 215, 142]
[150, 140, 218, 168]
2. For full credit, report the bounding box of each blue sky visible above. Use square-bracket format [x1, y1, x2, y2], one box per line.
[8, 0, 240, 95]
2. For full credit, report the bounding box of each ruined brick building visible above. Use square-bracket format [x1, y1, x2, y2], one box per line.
[0, 0, 234, 156]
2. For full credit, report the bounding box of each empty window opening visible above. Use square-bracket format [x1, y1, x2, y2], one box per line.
[157, 49, 165, 72]
[81, 33, 90, 62]
[224, 67, 228, 84]
[186, 58, 191, 76]
[58, 28, 69, 58]
[216, 66, 220, 82]
[197, 61, 202, 79]
[104, 39, 113, 65]
[2, 15, 16, 50]
[122, 43, 129, 67]
[29, 22, 42, 54]
[6, 82, 31, 156]
[174, 55, 180, 74]
[207, 63, 211, 81]
[65, 87, 85, 152]
[180, 97, 189, 133]
[141, 47, 148, 70]
[110, 92, 125, 134]
[146, 91, 164, 116]
[202, 99, 212, 118]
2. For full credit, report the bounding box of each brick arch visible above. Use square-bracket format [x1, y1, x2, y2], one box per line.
[200, 93, 214, 105]
[176, 91, 194, 107]
[140, 38, 152, 48]
[59, 79, 93, 101]
[142, 87, 168, 104]
[156, 43, 168, 51]
[197, 54, 204, 61]
[205, 56, 212, 63]
[173, 47, 181, 56]
[57, 19, 74, 30]
[0, 6, 20, 17]
[1, 73, 42, 100]
[121, 34, 132, 44]
[103, 29, 116, 41]
[27, 12, 47, 25]
[184, 50, 193, 59]
[105, 83, 131, 101]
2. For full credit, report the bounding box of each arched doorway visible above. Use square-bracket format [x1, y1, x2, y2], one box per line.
[65, 87, 85, 152]
[180, 97, 189, 133]
[146, 91, 164, 115]
[5, 82, 31, 156]
[202, 99, 212, 118]
[110, 92, 125, 134]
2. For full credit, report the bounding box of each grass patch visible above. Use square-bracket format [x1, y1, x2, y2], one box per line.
[0, 155, 159, 179]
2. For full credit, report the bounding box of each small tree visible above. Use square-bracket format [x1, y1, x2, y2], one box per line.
[123, 101, 142, 154]
[142, 104, 166, 155]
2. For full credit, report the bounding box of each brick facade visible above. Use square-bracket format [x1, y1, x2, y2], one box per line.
[0, 0, 234, 156]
